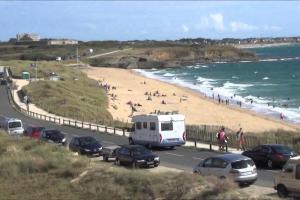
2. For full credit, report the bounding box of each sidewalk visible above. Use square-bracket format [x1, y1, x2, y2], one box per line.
[12, 78, 242, 154]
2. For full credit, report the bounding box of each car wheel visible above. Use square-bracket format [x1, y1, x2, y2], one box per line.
[277, 184, 288, 198]
[154, 164, 159, 167]
[267, 159, 273, 169]
[132, 161, 139, 169]
[129, 138, 134, 145]
[115, 158, 120, 166]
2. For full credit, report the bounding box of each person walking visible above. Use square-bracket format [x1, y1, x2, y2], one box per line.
[236, 128, 245, 151]
[218, 127, 228, 151]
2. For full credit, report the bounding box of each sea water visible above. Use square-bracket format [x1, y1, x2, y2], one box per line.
[135, 44, 300, 124]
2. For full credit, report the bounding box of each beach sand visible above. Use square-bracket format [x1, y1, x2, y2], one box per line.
[82, 67, 300, 134]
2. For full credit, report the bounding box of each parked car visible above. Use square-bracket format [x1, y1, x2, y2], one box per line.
[0, 116, 24, 136]
[242, 144, 298, 169]
[69, 136, 102, 156]
[115, 145, 160, 168]
[274, 156, 300, 198]
[40, 129, 66, 145]
[102, 145, 121, 162]
[193, 154, 257, 186]
[24, 125, 45, 138]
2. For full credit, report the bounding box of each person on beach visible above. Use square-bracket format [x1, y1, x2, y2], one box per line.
[217, 127, 228, 151]
[280, 112, 284, 120]
[236, 128, 245, 151]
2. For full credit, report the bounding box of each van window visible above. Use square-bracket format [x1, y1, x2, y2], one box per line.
[231, 159, 254, 169]
[161, 122, 173, 131]
[136, 122, 142, 130]
[203, 158, 212, 167]
[296, 165, 300, 180]
[150, 122, 156, 131]
[143, 122, 147, 129]
[8, 121, 22, 128]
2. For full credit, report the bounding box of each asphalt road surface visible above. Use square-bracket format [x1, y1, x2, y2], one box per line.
[0, 85, 278, 188]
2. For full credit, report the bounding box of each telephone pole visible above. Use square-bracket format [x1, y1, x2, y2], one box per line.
[76, 45, 79, 65]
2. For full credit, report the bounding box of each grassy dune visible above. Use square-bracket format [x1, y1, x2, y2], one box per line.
[0, 132, 262, 200]
[0, 60, 113, 124]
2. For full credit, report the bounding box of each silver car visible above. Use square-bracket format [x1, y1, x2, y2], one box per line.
[193, 154, 257, 185]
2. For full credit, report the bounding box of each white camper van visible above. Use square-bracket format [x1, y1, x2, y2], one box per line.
[129, 114, 186, 148]
[0, 116, 24, 136]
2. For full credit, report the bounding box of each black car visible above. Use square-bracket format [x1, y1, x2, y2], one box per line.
[69, 136, 102, 156]
[242, 144, 298, 168]
[115, 145, 160, 168]
[40, 129, 67, 145]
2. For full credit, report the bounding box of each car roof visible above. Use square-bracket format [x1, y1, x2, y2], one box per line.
[121, 145, 146, 149]
[211, 153, 250, 162]
[28, 125, 44, 128]
[44, 128, 60, 132]
[74, 136, 95, 139]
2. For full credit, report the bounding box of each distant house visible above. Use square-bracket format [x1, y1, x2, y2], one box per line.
[16, 33, 40, 41]
[47, 39, 78, 45]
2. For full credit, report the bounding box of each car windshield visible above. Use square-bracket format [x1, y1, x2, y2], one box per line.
[46, 130, 63, 137]
[79, 137, 97, 145]
[133, 146, 151, 156]
[231, 159, 255, 169]
[8, 122, 22, 128]
[273, 146, 293, 154]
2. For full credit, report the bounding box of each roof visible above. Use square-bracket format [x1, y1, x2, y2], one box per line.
[212, 153, 250, 162]
[132, 114, 185, 121]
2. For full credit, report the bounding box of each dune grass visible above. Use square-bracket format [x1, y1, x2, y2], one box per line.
[0, 132, 275, 200]
[0, 60, 114, 124]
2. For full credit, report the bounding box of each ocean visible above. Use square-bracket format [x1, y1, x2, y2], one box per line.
[135, 44, 300, 124]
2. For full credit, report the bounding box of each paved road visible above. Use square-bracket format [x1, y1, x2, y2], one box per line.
[0, 85, 277, 188]
[87, 48, 132, 59]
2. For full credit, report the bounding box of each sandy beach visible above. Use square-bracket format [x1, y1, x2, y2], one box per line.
[82, 67, 300, 134]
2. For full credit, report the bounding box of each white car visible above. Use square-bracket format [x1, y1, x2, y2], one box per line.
[193, 154, 257, 186]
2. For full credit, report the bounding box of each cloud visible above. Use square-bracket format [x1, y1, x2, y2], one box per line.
[230, 21, 258, 32]
[181, 24, 189, 33]
[263, 25, 281, 31]
[209, 13, 225, 31]
[195, 13, 225, 31]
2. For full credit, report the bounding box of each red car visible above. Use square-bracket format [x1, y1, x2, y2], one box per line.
[24, 125, 45, 139]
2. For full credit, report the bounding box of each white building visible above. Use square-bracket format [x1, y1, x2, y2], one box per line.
[47, 39, 78, 45]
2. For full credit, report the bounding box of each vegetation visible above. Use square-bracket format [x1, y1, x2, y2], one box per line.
[0, 132, 263, 200]
[0, 60, 113, 124]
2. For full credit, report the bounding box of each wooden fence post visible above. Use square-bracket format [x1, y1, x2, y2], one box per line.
[75, 121, 77, 127]
[210, 132, 213, 150]
[82, 121, 84, 128]
[97, 125, 99, 132]
[194, 140, 197, 147]
[123, 129, 125, 136]
[89, 123, 91, 130]
[69, 120, 71, 126]
[114, 128, 116, 134]
[105, 126, 107, 133]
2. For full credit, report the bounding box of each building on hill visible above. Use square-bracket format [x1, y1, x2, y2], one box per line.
[16, 33, 40, 41]
[47, 39, 78, 45]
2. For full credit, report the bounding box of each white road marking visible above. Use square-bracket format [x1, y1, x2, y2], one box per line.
[192, 157, 204, 160]
[165, 152, 184, 157]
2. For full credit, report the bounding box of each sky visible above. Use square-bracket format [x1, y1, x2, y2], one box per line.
[0, 1, 300, 41]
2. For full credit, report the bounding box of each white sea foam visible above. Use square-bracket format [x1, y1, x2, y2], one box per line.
[163, 73, 175, 77]
[262, 77, 269, 80]
[193, 66, 200, 69]
[259, 58, 279, 62]
[232, 76, 239, 79]
[254, 71, 258, 74]
[201, 65, 209, 68]
[239, 60, 252, 63]
[214, 61, 227, 64]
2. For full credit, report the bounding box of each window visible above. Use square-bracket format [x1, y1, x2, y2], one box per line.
[283, 164, 293, 173]
[120, 148, 130, 156]
[136, 122, 142, 130]
[8, 122, 22, 128]
[231, 159, 255, 169]
[143, 122, 147, 129]
[150, 122, 156, 131]
[296, 165, 300, 180]
[203, 158, 212, 168]
[261, 146, 270, 154]
[212, 158, 228, 168]
[161, 122, 173, 131]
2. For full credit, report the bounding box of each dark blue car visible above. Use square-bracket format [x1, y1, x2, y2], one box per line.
[69, 136, 103, 157]
[115, 145, 160, 168]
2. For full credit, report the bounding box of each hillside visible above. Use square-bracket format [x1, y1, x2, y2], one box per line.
[88, 45, 256, 69]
